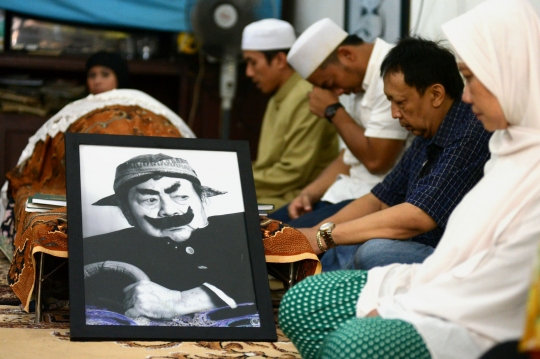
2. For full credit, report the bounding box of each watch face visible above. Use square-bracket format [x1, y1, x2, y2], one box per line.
[325, 107, 337, 119]
[325, 103, 342, 120]
[320, 222, 335, 231]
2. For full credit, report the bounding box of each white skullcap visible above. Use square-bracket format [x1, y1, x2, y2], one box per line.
[287, 18, 348, 79]
[241, 19, 296, 51]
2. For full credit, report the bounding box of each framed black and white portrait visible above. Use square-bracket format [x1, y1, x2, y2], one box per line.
[345, 0, 410, 43]
[65, 133, 276, 341]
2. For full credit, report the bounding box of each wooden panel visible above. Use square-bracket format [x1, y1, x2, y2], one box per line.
[0, 54, 181, 75]
[0, 113, 48, 185]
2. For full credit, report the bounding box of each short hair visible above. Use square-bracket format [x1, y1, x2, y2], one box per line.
[320, 34, 365, 68]
[260, 49, 290, 64]
[116, 175, 206, 226]
[380, 37, 464, 99]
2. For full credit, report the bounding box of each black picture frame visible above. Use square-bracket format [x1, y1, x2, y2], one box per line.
[65, 133, 276, 342]
[344, 0, 410, 43]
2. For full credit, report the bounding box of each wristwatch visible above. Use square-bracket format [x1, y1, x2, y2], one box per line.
[318, 222, 337, 251]
[324, 102, 343, 122]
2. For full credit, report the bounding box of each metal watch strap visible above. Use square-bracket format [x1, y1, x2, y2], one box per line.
[316, 231, 327, 252]
[320, 228, 337, 249]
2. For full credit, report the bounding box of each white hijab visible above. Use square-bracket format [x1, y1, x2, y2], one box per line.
[443, 0, 540, 150]
[358, 1, 540, 357]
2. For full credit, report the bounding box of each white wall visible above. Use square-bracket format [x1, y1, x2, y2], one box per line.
[292, 0, 540, 42]
[409, 0, 540, 41]
[291, 0, 345, 33]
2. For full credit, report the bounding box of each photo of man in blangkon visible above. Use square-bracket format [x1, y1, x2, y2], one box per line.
[83, 153, 258, 327]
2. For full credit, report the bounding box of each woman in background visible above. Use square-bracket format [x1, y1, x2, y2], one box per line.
[85, 51, 130, 95]
[278, 0, 540, 358]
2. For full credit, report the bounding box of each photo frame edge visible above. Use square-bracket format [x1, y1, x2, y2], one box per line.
[66, 133, 277, 341]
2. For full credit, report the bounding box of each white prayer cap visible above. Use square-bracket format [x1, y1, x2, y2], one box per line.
[287, 18, 348, 79]
[241, 19, 296, 51]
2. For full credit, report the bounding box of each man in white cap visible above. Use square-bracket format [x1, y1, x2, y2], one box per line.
[242, 18, 339, 210]
[269, 17, 412, 227]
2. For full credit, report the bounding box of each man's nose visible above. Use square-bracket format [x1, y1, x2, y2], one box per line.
[391, 103, 402, 119]
[245, 64, 254, 78]
[462, 85, 472, 104]
[158, 197, 182, 217]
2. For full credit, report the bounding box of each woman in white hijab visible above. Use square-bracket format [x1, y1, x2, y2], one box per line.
[279, 0, 540, 358]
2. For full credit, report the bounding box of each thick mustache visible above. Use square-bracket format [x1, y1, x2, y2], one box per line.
[144, 207, 194, 230]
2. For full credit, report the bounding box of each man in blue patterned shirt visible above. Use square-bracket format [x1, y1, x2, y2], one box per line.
[298, 37, 492, 271]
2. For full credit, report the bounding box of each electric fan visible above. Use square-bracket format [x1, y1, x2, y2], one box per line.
[191, 0, 256, 139]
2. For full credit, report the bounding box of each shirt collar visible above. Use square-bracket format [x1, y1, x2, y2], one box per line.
[274, 71, 303, 103]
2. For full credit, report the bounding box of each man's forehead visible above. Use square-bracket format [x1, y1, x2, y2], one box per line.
[308, 67, 333, 88]
[383, 70, 405, 83]
[384, 71, 414, 93]
[242, 50, 264, 60]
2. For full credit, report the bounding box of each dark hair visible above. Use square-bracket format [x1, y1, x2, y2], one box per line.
[116, 175, 206, 226]
[320, 34, 365, 68]
[260, 48, 290, 64]
[380, 37, 463, 99]
[86, 51, 130, 89]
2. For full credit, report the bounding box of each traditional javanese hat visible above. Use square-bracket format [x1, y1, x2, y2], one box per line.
[93, 153, 226, 206]
[287, 18, 348, 79]
[241, 18, 296, 51]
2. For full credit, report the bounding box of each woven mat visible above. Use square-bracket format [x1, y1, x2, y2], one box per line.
[0, 302, 299, 359]
[0, 328, 299, 359]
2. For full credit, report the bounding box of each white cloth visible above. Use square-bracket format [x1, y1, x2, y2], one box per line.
[356, 1, 540, 358]
[287, 18, 348, 79]
[321, 38, 413, 204]
[0, 89, 195, 226]
[241, 18, 296, 51]
[16, 89, 195, 166]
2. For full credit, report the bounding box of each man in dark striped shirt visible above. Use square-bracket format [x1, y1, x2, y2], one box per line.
[298, 37, 492, 271]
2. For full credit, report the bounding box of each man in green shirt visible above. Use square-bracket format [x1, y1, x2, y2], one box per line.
[242, 19, 339, 209]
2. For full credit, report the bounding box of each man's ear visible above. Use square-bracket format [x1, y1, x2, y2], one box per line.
[430, 84, 446, 108]
[336, 46, 356, 65]
[272, 51, 289, 69]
